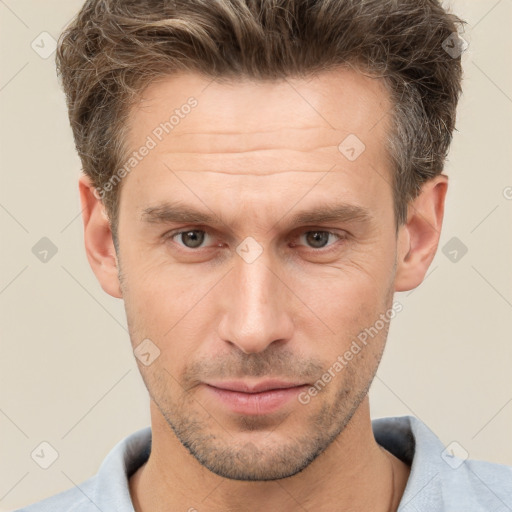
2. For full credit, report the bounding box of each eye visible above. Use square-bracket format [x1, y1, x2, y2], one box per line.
[296, 230, 344, 250]
[163, 228, 346, 254]
[171, 229, 211, 249]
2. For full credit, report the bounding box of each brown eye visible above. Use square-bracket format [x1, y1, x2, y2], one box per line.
[304, 231, 330, 248]
[175, 230, 207, 248]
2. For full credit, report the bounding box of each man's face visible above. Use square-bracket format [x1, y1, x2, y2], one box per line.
[117, 69, 399, 480]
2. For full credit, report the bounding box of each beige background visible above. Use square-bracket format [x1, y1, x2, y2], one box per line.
[1, 0, 511, 510]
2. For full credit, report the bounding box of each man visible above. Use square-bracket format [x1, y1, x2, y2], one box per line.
[17, 0, 512, 511]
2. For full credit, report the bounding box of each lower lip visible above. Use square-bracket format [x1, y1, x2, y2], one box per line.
[204, 384, 309, 415]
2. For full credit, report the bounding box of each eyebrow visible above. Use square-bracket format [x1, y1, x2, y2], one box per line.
[140, 201, 373, 228]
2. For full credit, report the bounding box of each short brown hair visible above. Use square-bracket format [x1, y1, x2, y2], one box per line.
[56, 0, 465, 243]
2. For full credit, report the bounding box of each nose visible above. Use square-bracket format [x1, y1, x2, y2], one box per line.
[216, 253, 295, 354]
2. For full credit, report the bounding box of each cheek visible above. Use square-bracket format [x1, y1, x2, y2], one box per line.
[121, 250, 203, 322]
[121, 256, 220, 374]
[291, 257, 392, 328]
[288, 254, 395, 368]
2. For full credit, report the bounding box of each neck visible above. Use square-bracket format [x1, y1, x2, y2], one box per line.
[129, 397, 410, 512]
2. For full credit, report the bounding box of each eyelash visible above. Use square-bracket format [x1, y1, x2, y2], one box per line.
[162, 227, 348, 253]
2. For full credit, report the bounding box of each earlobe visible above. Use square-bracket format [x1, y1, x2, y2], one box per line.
[394, 175, 448, 292]
[79, 175, 122, 298]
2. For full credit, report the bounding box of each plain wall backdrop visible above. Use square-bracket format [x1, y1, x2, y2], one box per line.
[1, 0, 511, 510]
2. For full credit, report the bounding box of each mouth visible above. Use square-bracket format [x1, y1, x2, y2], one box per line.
[203, 380, 310, 415]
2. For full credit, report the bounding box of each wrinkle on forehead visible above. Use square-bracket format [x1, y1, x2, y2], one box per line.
[126, 68, 392, 157]
[157, 153, 343, 175]
[160, 126, 357, 155]
[119, 68, 395, 214]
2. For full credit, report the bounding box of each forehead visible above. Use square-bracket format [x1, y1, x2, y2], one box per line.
[126, 68, 392, 167]
[119, 68, 395, 224]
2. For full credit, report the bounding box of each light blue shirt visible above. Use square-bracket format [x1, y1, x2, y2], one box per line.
[15, 415, 512, 511]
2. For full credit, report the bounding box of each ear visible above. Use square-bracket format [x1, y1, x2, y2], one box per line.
[394, 174, 448, 292]
[79, 174, 122, 298]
